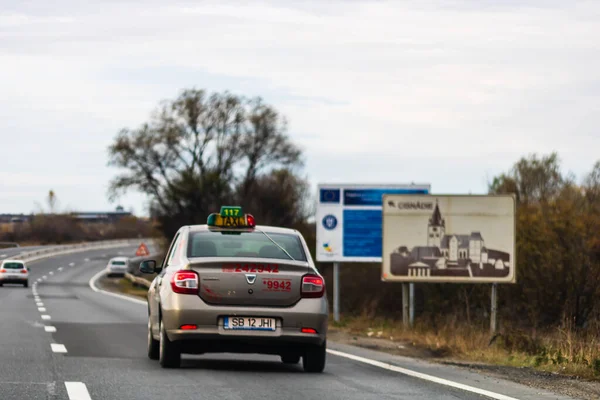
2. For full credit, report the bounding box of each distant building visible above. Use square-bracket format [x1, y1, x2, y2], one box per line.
[0, 214, 33, 224]
[70, 206, 132, 224]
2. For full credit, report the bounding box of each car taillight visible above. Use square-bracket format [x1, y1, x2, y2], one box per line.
[0, 269, 6, 273]
[20, 269, 27, 274]
[301, 274, 325, 298]
[170, 270, 199, 295]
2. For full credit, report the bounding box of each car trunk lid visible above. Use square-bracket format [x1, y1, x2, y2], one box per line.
[190, 258, 309, 307]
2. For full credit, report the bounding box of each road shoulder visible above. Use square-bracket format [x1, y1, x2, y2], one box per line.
[329, 329, 600, 400]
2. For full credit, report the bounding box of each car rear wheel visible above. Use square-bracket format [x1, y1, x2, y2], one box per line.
[147, 318, 159, 360]
[159, 319, 180, 368]
[302, 341, 326, 373]
[281, 354, 300, 364]
[23, 281, 28, 288]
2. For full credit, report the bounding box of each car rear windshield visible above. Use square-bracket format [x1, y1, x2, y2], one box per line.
[111, 261, 126, 265]
[2, 262, 24, 269]
[187, 231, 307, 261]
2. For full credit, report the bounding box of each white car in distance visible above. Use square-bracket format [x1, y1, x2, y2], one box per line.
[105, 257, 129, 278]
[0, 260, 29, 287]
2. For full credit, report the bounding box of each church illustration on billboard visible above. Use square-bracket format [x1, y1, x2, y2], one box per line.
[390, 201, 511, 278]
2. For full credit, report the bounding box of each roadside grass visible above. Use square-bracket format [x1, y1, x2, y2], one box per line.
[330, 315, 600, 380]
[99, 275, 149, 299]
[116, 278, 148, 299]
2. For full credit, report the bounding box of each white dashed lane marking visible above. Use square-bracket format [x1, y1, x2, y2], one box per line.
[51, 344, 67, 353]
[65, 382, 92, 400]
[37, 278, 42, 282]
[42, 275, 47, 279]
[58, 267, 63, 271]
[44, 326, 57, 333]
[49, 272, 54, 275]
[41, 315, 51, 320]
[84, 258, 89, 262]
[69, 262, 75, 266]
[38, 307, 47, 312]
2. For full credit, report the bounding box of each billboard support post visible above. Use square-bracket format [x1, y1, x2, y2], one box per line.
[491, 283, 498, 334]
[409, 283, 415, 328]
[333, 262, 340, 323]
[402, 283, 409, 328]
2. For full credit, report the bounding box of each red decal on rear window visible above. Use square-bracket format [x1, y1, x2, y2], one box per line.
[222, 263, 236, 272]
[223, 263, 280, 273]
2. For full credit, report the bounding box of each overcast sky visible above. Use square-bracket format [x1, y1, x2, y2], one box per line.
[1, 0, 599, 216]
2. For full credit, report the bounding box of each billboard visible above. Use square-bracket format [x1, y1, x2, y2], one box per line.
[316, 183, 431, 262]
[382, 194, 516, 283]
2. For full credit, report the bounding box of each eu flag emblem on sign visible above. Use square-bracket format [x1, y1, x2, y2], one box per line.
[320, 189, 340, 203]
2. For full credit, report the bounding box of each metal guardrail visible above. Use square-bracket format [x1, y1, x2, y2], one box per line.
[15, 238, 156, 263]
[124, 272, 153, 289]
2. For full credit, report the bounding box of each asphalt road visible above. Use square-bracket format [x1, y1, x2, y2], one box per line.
[0, 247, 578, 400]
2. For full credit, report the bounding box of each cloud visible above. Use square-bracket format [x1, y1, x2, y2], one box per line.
[1, 0, 599, 214]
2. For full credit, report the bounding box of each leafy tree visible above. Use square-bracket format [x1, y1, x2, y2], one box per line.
[108, 89, 305, 239]
[490, 154, 600, 329]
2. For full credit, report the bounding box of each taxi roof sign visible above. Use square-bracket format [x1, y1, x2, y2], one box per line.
[208, 206, 255, 229]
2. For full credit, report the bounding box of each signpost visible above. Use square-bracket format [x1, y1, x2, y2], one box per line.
[381, 194, 516, 331]
[316, 183, 431, 322]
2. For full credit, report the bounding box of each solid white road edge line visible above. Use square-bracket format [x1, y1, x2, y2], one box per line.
[51, 343, 67, 353]
[65, 382, 92, 400]
[326, 349, 520, 400]
[45, 326, 57, 333]
[89, 269, 147, 306]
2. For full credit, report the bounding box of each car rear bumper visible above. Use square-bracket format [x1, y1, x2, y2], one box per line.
[168, 329, 325, 355]
[106, 268, 126, 275]
[0, 276, 28, 283]
[160, 296, 328, 353]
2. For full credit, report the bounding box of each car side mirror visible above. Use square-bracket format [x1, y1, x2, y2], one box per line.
[139, 260, 157, 274]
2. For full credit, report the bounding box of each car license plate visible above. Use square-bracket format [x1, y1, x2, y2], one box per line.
[224, 317, 276, 331]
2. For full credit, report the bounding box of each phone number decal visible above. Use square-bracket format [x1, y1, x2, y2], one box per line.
[222, 263, 280, 273]
[262, 278, 291, 292]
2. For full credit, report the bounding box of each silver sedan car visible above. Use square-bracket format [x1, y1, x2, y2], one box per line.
[140, 207, 328, 371]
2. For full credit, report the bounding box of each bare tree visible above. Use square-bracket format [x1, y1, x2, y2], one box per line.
[108, 89, 304, 238]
